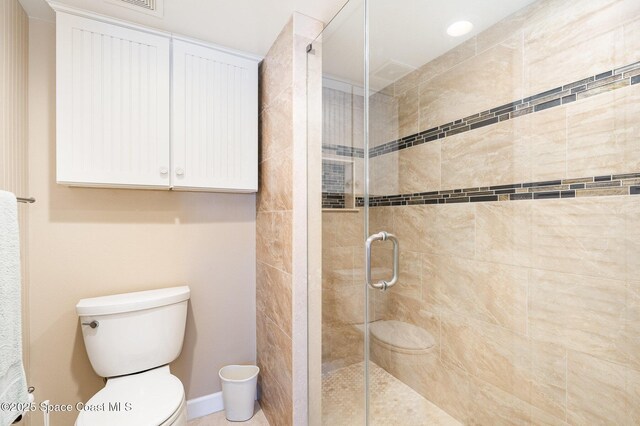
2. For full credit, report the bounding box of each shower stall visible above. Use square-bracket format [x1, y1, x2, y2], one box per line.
[307, 0, 640, 424]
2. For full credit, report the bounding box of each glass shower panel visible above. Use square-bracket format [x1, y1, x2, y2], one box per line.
[365, 0, 640, 425]
[364, 0, 472, 423]
[310, 1, 368, 424]
[311, 0, 640, 424]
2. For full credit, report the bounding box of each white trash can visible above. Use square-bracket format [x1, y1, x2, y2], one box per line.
[219, 365, 260, 422]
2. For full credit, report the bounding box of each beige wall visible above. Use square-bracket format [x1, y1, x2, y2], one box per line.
[0, 0, 30, 392]
[27, 19, 257, 426]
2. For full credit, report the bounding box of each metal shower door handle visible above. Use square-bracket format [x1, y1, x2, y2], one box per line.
[365, 231, 399, 291]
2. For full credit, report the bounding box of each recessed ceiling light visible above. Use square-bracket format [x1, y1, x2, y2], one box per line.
[446, 21, 474, 37]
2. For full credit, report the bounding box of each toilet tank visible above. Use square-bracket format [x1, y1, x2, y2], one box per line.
[76, 286, 190, 378]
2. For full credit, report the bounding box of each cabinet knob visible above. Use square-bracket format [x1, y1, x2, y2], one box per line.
[160, 167, 168, 175]
[176, 168, 184, 176]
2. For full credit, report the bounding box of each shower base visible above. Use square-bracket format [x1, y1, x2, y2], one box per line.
[322, 361, 461, 425]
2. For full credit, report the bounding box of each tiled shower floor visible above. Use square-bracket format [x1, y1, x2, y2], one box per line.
[322, 362, 462, 426]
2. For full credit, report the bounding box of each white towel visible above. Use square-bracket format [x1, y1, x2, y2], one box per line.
[0, 191, 29, 426]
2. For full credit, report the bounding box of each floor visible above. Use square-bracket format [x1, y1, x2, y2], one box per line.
[187, 402, 269, 425]
[188, 362, 459, 425]
[322, 362, 462, 426]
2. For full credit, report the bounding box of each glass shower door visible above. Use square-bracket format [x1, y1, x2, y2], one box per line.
[312, 1, 368, 424]
[362, 1, 460, 420]
[362, 0, 459, 422]
[364, 0, 640, 425]
[314, 0, 640, 424]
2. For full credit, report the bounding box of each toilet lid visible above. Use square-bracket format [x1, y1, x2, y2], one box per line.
[76, 369, 184, 426]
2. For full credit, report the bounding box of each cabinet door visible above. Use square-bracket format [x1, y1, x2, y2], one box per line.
[172, 40, 258, 192]
[56, 12, 171, 188]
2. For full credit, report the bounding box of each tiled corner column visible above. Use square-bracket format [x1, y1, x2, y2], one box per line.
[257, 18, 294, 425]
[256, 13, 322, 426]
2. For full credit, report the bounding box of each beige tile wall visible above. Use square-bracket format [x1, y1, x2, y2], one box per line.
[257, 17, 295, 426]
[258, 13, 322, 425]
[323, 0, 640, 425]
[317, 1, 640, 424]
[367, 78, 640, 197]
[365, 0, 640, 197]
[370, 198, 640, 425]
[321, 210, 366, 372]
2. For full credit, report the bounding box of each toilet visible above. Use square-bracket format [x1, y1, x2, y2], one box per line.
[75, 286, 191, 426]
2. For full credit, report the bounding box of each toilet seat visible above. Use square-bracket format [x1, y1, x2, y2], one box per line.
[75, 367, 185, 426]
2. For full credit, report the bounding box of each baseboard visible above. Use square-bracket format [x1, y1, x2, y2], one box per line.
[186, 391, 224, 421]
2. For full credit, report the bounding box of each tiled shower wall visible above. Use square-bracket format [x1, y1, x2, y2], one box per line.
[322, 210, 365, 372]
[370, 0, 640, 424]
[370, 0, 640, 197]
[322, 0, 640, 424]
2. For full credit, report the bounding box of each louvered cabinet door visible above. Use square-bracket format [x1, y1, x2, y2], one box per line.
[172, 39, 258, 192]
[56, 12, 171, 188]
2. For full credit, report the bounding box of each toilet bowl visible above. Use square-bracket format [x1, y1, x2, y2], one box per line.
[75, 286, 191, 426]
[75, 366, 187, 426]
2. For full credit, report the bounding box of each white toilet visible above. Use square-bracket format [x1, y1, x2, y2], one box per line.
[75, 286, 191, 426]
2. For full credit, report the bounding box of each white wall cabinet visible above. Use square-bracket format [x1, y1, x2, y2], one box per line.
[54, 7, 260, 192]
[56, 12, 171, 188]
[172, 39, 258, 192]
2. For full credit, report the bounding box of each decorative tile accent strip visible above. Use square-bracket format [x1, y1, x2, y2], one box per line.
[322, 159, 348, 208]
[322, 192, 346, 209]
[322, 143, 365, 158]
[354, 172, 640, 207]
[368, 60, 640, 158]
[322, 161, 347, 193]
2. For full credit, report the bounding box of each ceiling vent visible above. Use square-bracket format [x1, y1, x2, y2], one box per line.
[372, 60, 416, 82]
[105, 0, 164, 18]
[370, 59, 416, 91]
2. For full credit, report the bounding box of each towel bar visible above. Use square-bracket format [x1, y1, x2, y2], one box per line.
[16, 197, 35, 204]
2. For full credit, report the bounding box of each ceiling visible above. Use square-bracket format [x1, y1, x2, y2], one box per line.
[321, 0, 538, 88]
[18, 0, 539, 89]
[17, 0, 349, 56]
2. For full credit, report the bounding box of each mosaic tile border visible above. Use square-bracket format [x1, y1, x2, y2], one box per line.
[322, 192, 346, 209]
[322, 161, 347, 193]
[322, 143, 365, 159]
[321, 60, 640, 160]
[351, 173, 640, 207]
[368, 60, 640, 158]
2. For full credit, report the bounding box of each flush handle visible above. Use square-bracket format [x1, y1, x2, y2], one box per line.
[82, 320, 99, 329]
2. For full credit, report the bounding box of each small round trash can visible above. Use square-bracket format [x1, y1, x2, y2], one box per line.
[219, 365, 260, 422]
